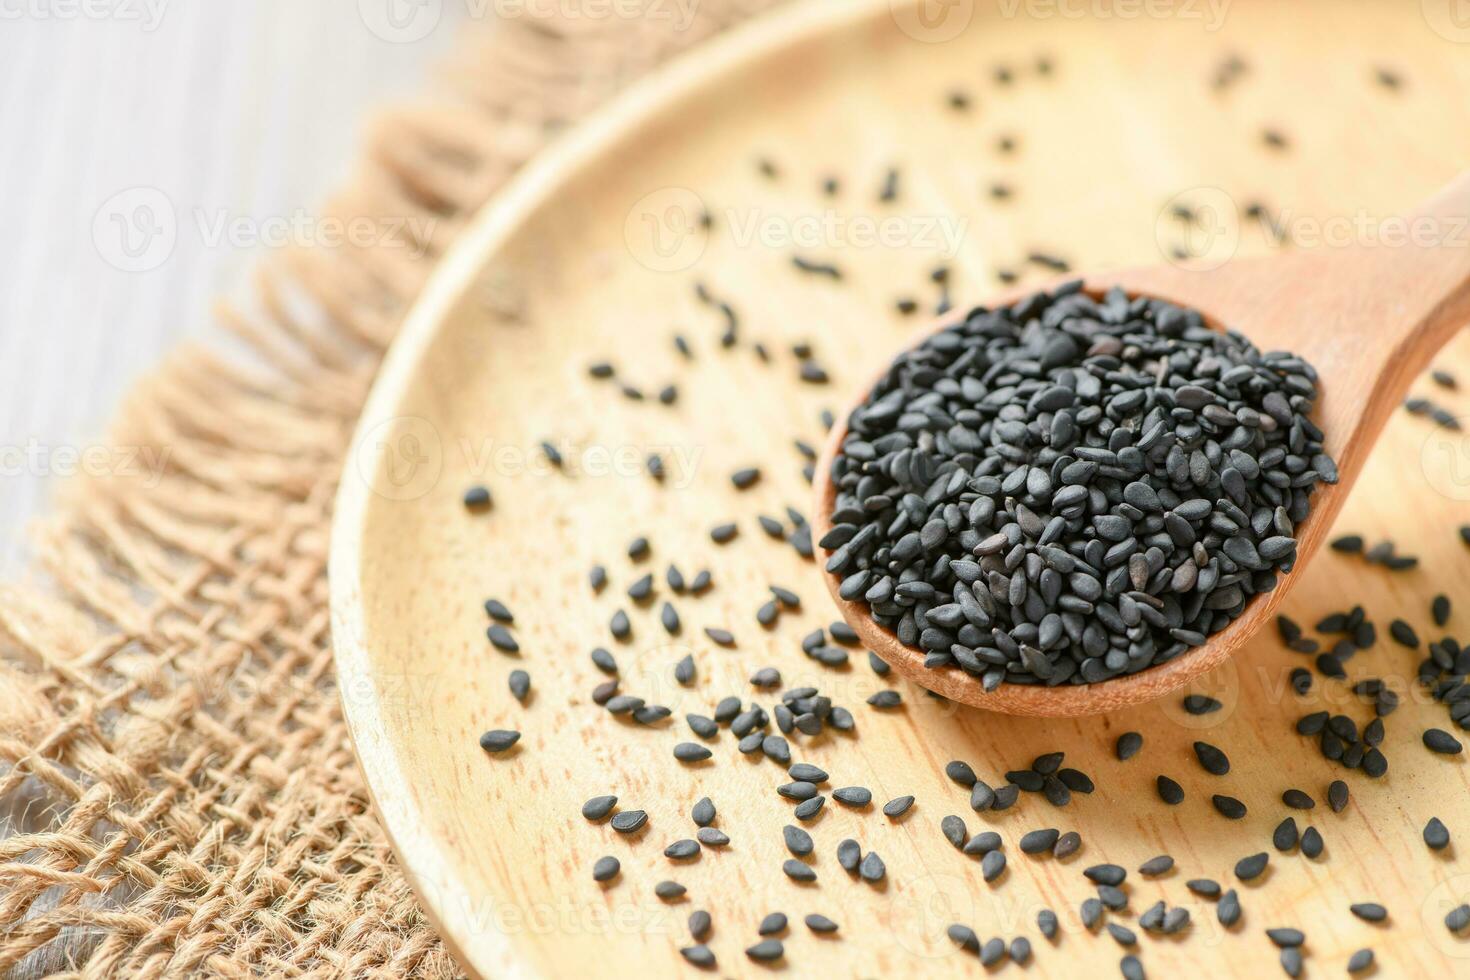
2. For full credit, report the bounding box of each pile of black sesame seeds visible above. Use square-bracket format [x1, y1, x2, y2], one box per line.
[824, 281, 1336, 688]
[442, 49, 1470, 980]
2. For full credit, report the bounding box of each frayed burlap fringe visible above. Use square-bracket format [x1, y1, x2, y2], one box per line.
[0, 4, 779, 976]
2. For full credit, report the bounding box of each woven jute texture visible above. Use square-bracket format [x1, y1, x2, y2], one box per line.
[0, 4, 778, 976]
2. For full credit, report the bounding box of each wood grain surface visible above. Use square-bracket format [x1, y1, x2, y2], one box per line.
[333, 1, 1470, 976]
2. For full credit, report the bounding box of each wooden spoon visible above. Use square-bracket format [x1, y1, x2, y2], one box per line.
[813, 173, 1470, 717]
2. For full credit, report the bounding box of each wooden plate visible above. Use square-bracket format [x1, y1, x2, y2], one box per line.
[332, 1, 1470, 976]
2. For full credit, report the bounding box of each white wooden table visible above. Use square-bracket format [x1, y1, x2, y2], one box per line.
[0, 0, 467, 570]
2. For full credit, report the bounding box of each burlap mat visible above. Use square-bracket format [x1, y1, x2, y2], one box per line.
[0, 4, 778, 976]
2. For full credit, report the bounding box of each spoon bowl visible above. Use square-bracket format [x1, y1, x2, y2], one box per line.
[814, 174, 1470, 716]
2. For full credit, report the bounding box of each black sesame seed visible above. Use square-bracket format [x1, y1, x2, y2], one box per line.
[883, 795, 915, 818]
[948, 924, 978, 952]
[745, 938, 783, 962]
[674, 742, 712, 763]
[759, 912, 787, 935]
[680, 944, 714, 968]
[1218, 889, 1241, 926]
[1235, 852, 1269, 881]
[783, 825, 813, 856]
[592, 856, 620, 882]
[1183, 694, 1223, 715]
[655, 880, 687, 900]
[1138, 855, 1173, 877]
[1085, 864, 1127, 886]
[478, 729, 519, 753]
[1424, 728, 1464, 754]
[1267, 927, 1304, 947]
[1157, 776, 1184, 805]
[508, 669, 530, 702]
[665, 839, 700, 860]
[1053, 831, 1082, 859]
[1424, 816, 1451, 850]
[1273, 818, 1299, 852]
[1349, 902, 1387, 923]
[710, 523, 738, 544]
[610, 810, 647, 833]
[1300, 826, 1323, 858]
[804, 913, 838, 934]
[1212, 795, 1247, 819]
[833, 786, 872, 807]
[1116, 732, 1143, 760]
[782, 859, 815, 883]
[1433, 594, 1451, 626]
[1020, 828, 1060, 854]
[590, 647, 618, 674]
[867, 690, 901, 709]
[582, 795, 617, 820]
[691, 797, 715, 826]
[731, 467, 761, 490]
[486, 625, 519, 653]
[1347, 949, 1374, 973]
[1194, 741, 1231, 775]
[1187, 878, 1221, 898]
[859, 851, 886, 882]
[483, 598, 513, 623]
[1080, 898, 1103, 930]
[835, 838, 861, 874]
